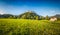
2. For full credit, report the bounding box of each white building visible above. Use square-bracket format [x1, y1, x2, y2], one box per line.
[50, 17, 57, 22]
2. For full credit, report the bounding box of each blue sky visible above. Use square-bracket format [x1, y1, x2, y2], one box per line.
[0, 0, 60, 16]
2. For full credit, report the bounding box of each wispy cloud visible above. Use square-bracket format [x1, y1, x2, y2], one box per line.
[0, 0, 60, 16]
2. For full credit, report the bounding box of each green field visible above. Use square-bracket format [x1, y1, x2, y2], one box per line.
[0, 19, 60, 35]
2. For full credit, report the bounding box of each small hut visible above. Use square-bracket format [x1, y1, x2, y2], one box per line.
[50, 17, 57, 22]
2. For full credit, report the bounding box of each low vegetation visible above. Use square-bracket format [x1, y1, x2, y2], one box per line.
[0, 19, 60, 35]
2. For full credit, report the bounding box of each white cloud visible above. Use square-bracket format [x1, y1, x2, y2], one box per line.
[0, 9, 5, 15]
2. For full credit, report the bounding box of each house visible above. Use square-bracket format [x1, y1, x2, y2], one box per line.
[50, 17, 57, 22]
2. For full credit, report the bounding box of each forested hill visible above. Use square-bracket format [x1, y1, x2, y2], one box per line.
[18, 11, 41, 20]
[0, 14, 14, 18]
[0, 11, 60, 20]
[0, 11, 41, 19]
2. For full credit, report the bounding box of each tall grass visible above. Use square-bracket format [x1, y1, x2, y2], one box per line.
[0, 19, 60, 35]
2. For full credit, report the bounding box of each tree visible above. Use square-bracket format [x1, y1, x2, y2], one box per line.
[21, 15, 26, 19]
[40, 16, 45, 20]
[8, 16, 13, 19]
[45, 15, 49, 20]
[36, 16, 39, 20]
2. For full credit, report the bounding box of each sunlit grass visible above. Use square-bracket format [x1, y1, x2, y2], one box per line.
[0, 19, 60, 35]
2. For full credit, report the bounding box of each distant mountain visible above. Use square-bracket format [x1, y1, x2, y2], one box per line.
[54, 14, 60, 18]
[0, 11, 60, 20]
[0, 14, 14, 18]
[50, 14, 60, 20]
[18, 11, 41, 19]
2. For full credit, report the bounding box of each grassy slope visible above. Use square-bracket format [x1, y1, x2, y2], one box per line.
[0, 19, 60, 35]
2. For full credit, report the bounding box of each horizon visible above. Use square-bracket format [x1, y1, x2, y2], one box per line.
[0, 0, 60, 16]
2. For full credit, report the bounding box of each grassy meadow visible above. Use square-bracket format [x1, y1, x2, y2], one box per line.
[0, 19, 60, 35]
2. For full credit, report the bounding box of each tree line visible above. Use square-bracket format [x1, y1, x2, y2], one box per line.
[0, 11, 60, 20]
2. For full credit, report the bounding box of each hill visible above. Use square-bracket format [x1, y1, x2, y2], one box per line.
[0, 14, 13, 18]
[50, 14, 60, 20]
[18, 11, 41, 20]
[0, 14, 18, 19]
[55, 14, 60, 18]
